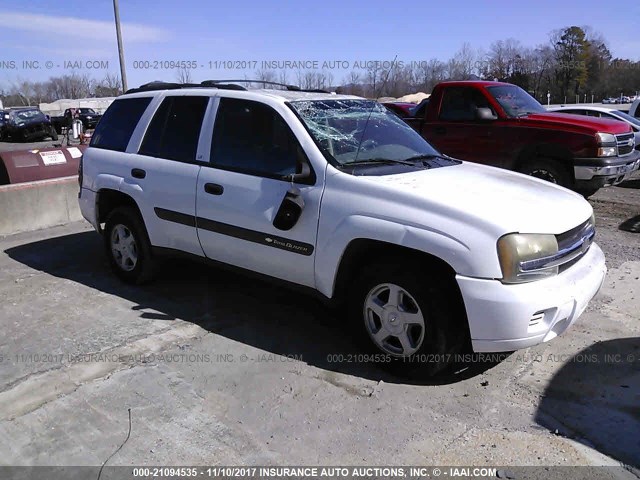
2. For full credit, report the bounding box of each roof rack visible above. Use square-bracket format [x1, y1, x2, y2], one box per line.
[125, 80, 330, 94]
[202, 79, 329, 93]
[124, 81, 246, 94]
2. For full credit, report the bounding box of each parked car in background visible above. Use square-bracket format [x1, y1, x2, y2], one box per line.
[79, 80, 606, 375]
[0, 107, 58, 142]
[0, 110, 8, 141]
[384, 99, 431, 119]
[602, 98, 616, 104]
[50, 108, 103, 133]
[398, 81, 640, 197]
[628, 99, 640, 119]
[548, 106, 640, 150]
[382, 102, 415, 118]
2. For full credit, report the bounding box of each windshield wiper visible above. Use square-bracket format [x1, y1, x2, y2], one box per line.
[402, 153, 444, 162]
[344, 158, 417, 167]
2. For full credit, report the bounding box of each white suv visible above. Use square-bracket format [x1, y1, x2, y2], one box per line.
[79, 81, 607, 375]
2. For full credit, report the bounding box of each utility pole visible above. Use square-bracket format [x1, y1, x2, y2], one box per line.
[113, 0, 128, 93]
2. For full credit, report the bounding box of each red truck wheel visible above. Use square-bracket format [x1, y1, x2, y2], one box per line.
[518, 159, 571, 188]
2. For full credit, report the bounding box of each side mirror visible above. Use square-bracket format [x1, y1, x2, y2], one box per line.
[273, 187, 305, 231]
[284, 147, 313, 184]
[476, 107, 497, 121]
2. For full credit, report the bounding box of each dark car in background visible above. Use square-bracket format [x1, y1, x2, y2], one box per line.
[50, 108, 102, 133]
[0, 107, 58, 142]
[0, 110, 8, 140]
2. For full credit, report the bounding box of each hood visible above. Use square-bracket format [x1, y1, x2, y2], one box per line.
[361, 162, 592, 236]
[521, 112, 632, 134]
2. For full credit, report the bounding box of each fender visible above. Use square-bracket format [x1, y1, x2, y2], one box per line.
[89, 172, 124, 193]
[315, 214, 499, 299]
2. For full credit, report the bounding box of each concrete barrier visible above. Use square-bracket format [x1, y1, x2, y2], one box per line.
[0, 176, 83, 236]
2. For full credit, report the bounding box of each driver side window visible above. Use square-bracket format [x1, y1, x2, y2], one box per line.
[210, 98, 304, 179]
[439, 88, 495, 122]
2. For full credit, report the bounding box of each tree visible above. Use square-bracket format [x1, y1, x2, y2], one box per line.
[484, 39, 523, 81]
[176, 67, 193, 84]
[552, 26, 590, 100]
[94, 73, 122, 97]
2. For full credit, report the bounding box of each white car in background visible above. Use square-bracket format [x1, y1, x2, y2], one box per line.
[548, 106, 640, 150]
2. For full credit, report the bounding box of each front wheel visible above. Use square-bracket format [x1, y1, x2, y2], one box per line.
[348, 261, 469, 377]
[518, 158, 572, 188]
[49, 126, 58, 141]
[104, 207, 157, 284]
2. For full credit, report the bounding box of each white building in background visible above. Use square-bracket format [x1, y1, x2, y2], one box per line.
[39, 97, 116, 116]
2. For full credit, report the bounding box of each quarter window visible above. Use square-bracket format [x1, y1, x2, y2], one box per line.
[91, 97, 152, 152]
[140, 96, 209, 163]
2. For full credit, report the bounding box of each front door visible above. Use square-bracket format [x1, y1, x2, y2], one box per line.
[195, 97, 322, 287]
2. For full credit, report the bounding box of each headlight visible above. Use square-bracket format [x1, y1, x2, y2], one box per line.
[596, 132, 616, 144]
[497, 233, 559, 284]
[596, 132, 617, 157]
[597, 146, 617, 157]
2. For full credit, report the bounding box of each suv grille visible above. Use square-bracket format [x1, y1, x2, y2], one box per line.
[555, 218, 595, 273]
[616, 133, 635, 156]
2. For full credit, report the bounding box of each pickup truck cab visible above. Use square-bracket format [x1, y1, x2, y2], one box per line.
[79, 81, 606, 375]
[402, 81, 640, 197]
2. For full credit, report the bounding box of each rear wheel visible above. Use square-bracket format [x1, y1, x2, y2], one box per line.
[348, 261, 469, 377]
[104, 207, 157, 284]
[518, 158, 572, 188]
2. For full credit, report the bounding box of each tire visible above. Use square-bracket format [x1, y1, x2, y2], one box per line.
[518, 158, 572, 188]
[104, 207, 157, 284]
[49, 126, 58, 141]
[348, 260, 469, 377]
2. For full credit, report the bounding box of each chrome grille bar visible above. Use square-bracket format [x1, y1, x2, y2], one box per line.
[519, 223, 595, 272]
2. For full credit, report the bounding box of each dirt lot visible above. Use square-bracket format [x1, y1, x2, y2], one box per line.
[0, 167, 638, 476]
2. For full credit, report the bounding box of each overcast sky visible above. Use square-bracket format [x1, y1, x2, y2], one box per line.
[1, 0, 639, 89]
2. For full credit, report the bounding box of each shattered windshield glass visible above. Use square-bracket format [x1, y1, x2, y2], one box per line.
[12, 109, 47, 122]
[289, 99, 440, 165]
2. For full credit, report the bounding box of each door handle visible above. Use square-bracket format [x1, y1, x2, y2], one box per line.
[131, 168, 146, 179]
[433, 126, 446, 134]
[204, 183, 224, 195]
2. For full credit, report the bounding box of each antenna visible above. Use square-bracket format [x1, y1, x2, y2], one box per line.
[374, 55, 399, 100]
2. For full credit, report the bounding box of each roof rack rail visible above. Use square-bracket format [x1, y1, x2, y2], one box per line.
[125, 81, 197, 94]
[201, 79, 330, 93]
[125, 79, 331, 95]
[125, 80, 249, 94]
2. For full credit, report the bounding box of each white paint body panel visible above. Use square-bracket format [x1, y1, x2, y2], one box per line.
[80, 87, 606, 353]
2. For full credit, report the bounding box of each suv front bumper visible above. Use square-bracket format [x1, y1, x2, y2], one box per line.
[574, 151, 640, 188]
[456, 242, 606, 352]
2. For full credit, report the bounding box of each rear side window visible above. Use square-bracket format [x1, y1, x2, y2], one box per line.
[90, 97, 151, 152]
[140, 96, 209, 163]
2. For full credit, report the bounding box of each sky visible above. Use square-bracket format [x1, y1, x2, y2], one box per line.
[0, 0, 639, 91]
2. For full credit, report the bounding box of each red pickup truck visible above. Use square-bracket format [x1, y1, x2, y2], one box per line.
[402, 81, 640, 196]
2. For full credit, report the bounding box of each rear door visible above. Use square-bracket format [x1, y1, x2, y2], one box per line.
[119, 94, 209, 256]
[195, 97, 321, 287]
